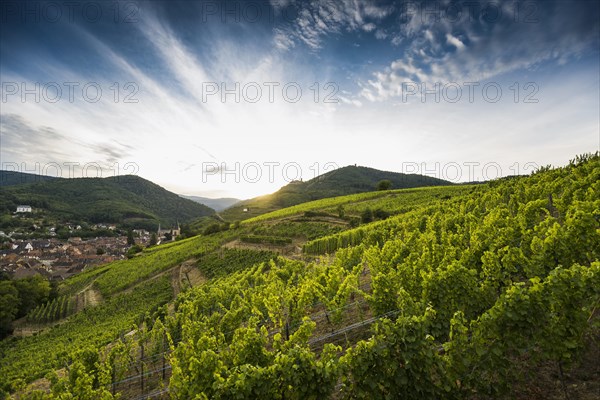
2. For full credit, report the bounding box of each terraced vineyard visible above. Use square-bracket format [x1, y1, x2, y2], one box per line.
[60, 234, 228, 298]
[242, 185, 474, 224]
[1, 154, 599, 399]
[0, 277, 173, 391]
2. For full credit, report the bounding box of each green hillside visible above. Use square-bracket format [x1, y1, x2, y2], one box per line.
[221, 165, 452, 221]
[1, 153, 598, 399]
[0, 171, 57, 187]
[0, 173, 215, 227]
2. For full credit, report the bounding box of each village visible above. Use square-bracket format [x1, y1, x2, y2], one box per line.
[0, 234, 145, 281]
[0, 205, 182, 281]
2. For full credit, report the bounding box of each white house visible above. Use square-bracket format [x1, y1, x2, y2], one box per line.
[16, 205, 32, 213]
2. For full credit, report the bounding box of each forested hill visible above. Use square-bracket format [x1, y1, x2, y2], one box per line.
[0, 171, 57, 186]
[0, 173, 215, 227]
[221, 165, 452, 221]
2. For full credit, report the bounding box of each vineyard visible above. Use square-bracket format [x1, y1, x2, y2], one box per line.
[59, 234, 229, 298]
[239, 234, 293, 246]
[26, 295, 76, 325]
[322, 184, 476, 216]
[249, 220, 344, 241]
[0, 277, 173, 392]
[242, 185, 473, 224]
[196, 248, 278, 278]
[1, 153, 599, 399]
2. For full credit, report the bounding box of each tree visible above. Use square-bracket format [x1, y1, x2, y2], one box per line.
[361, 208, 373, 224]
[13, 275, 51, 317]
[180, 223, 194, 238]
[0, 281, 20, 338]
[203, 223, 221, 235]
[126, 245, 143, 258]
[126, 230, 135, 246]
[377, 180, 392, 191]
[149, 233, 158, 246]
[373, 208, 390, 220]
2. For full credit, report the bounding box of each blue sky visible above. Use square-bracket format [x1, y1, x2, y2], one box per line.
[1, 0, 599, 198]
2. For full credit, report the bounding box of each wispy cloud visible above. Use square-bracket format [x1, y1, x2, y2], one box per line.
[273, 0, 394, 50]
[1, 114, 71, 162]
[0, 113, 133, 173]
[360, 1, 599, 101]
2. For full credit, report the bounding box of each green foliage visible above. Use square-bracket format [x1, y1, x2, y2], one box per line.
[197, 248, 277, 278]
[26, 294, 77, 325]
[373, 208, 390, 220]
[203, 222, 230, 235]
[0, 277, 172, 391]
[13, 275, 52, 318]
[54, 233, 228, 299]
[250, 221, 343, 241]
[240, 235, 292, 246]
[170, 153, 599, 399]
[149, 232, 157, 246]
[445, 262, 600, 397]
[0, 171, 57, 187]
[126, 230, 135, 246]
[125, 244, 143, 258]
[0, 174, 214, 226]
[342, 309, 454, 399]
[168, 261, 350, 399]
[244, 185, 473, 224]
[376, 179, 392, 191]
[360, 208, 373, 223]
[0, 281, 20, 338]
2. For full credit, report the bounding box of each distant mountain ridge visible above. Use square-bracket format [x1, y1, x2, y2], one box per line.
[180, 195, 241, 212]
[0, 172, 215, 228]
[0, 171, 58, 186]
[220, 165, 452, 221]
